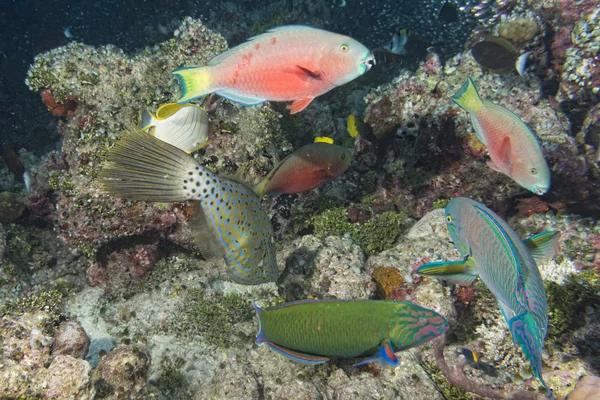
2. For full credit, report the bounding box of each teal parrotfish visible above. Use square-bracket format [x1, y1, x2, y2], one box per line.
[172, 25, 375, 114]
[253, 299, 448, 365]
[452, 77, 550, 195]
[253, 141, 352, 197]
[415, 197, 559, 398]
[139, 103, 209, 154]
[97, 129, 278, 285]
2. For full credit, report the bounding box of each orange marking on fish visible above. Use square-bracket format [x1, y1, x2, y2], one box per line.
[271, 37, 276, 45]
[254, 43, 260, 50]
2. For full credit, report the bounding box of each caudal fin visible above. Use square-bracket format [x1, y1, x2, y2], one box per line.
[452, 77, 484, 113]
[509, 313, 553, 398]
[172, 66, 214, 104]
[97, 129, 199, 202]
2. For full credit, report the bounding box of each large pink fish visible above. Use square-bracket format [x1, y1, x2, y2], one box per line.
[172, 25, 375, 114]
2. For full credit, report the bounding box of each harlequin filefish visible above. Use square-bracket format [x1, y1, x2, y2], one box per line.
[254, 299, 448, 365]
[415, 197, 559, 398]
[452, 77, 550, 195]
[172, 25, 375, 114]
[139, 103, 209, 154]
[254, 141, 352, 197]
[97, 129, 278, 285]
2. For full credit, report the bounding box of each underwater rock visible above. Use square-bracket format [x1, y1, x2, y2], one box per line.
[207, 360, 260, 399]
[91, 344, 150, 400]
[51, 320, 90, 360]
[41, 355, 92, 400]
[0, 191, 26, 223]
[497, 16, 540, 43]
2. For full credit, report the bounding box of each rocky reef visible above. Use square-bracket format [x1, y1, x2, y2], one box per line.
[1, 0, 600, 398]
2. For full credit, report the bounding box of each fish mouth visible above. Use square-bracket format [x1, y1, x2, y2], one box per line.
[533, 186, 548, 195]
[361, 52, 376, 72]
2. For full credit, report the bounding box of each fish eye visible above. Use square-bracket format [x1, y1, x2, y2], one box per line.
[446, 215, 453, 223]
[530, 168, 538, 175]
[340, 44, 349, 52]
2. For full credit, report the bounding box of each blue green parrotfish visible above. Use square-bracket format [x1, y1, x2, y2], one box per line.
[415, 197, 559, 398]
[253, 299, 448, 366]
[97, 129, 278, 285]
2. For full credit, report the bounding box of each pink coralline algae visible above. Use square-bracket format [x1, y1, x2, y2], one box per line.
[51, 320, 90, 360]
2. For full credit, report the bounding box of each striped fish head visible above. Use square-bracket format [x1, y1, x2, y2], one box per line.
[203, 178, 278, 285]
[510, 154, 551, 195]
[444, 197, 477, 257]
[318, 33, 374, 87]
[391, 303, 448, 350]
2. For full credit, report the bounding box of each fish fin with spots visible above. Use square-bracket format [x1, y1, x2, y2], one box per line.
[508, 312, 553, 397]
[188, 201, 224, 261]
[452, 77, 484, 113]
[96, 129, 199, 202]
[287, 97, 314, 114]
[354, 341, 398, 367]
[415, 258, 478, 286]
[264, 341, 330, 364]
[172, 66, 214, 104]
[214, 89, 266, 106]
[139, 109, 157, 131]
[523, 231, 560, 265]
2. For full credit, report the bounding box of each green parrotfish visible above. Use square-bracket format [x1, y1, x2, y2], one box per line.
[97, 129, 278, 285]
[415, 197, 559, 398]
[452, 77, 550, 195]
[254, 142, 352, 197]
[254, 299, 448, 365]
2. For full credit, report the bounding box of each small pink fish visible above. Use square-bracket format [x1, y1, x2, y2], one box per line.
[172, 25, 375, 114]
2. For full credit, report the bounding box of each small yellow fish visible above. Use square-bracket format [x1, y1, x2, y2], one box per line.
[139, 103, 209, 154]
[346, 114, 359, 138]
[314, 136, 334, 144]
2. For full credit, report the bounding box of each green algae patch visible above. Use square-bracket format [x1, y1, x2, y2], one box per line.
[545, 271, 600, 340]
[0, 279, 73, 319]
[312, 207, 409, 256]
[153, 356, 191, 399]
[169, 289, 254, 347]
[421, 360, 473, 400]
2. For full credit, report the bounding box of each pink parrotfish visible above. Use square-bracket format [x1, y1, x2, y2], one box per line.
[415, 197, 560, 398]
[97, 129, 278, 285]
[254, 141, 352, 197]
[172, 25, 375, 114]
[452, 77, 550, 195]
[254, 299, 448, 366]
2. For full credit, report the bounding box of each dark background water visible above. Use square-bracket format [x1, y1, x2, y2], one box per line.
[0, 0, 480, 153]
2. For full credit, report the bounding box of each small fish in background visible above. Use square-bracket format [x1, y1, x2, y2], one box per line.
[383, 29, 411, 55]
[471, 36, 532, 77]
[172, 25, 375, 114]
[139, 103, 209, 154]
[438, 1, 459, 23]
[63, 27, 74, 39]
[459, 348, 498, 376]
[97, 129, 278, 285]
[1, 141, 31, 194]
[253, 299, 448, 365]
[347, 114, 375, 141]
[452, 77, 550, 195]
[415, 197, 559, 398]
[253, 139, 352, 197]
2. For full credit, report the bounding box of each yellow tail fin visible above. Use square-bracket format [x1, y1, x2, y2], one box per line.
[172, 66, 213, 104]
[452, 77, 484, 113]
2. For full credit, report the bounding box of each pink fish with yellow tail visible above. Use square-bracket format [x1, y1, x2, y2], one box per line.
[172, 25, 375, 114]
[452, 77, 550, 195]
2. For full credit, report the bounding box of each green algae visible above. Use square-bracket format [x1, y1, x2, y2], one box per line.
[545, 271, 600, 340]
[153, 356, 191, 399]
[421, 360, 473, 400]
[0, 279, 73, 319]
[6, 225, 35, 267]
[169, 288, 254, 347]
[312, 207, 409, 256]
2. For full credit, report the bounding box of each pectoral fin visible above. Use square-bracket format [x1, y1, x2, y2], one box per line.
[296, 65, 322, 79]
[353, 341, 398, 367]
[287, 97, 315, 114]
[523, 231, 560, 265]
[263, 341, 330, 364]
[415, 258, 478, 286]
